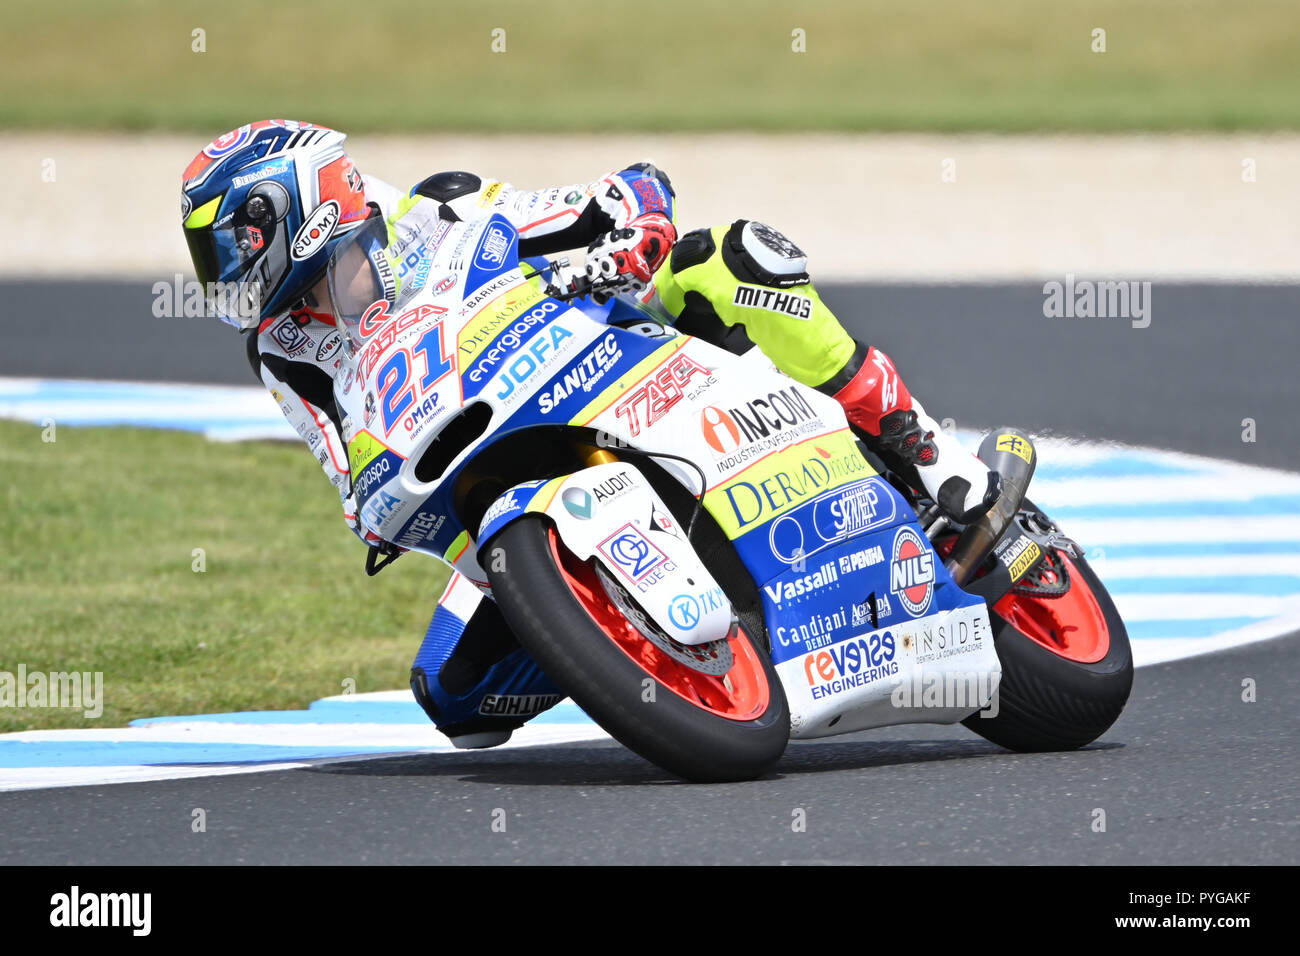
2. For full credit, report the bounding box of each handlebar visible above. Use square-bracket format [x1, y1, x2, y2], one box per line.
[529, 257, 631, 304]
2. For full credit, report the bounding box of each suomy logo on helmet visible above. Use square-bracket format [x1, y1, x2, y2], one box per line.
[291, 200, 340, 261]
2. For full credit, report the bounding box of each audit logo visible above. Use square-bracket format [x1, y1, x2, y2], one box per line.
[562, 487, 594, 520]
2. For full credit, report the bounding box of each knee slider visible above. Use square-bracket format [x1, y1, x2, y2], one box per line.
[410, 667, 441, 722]
[722, 219, 810, 289]
[412, 170, 482, 202]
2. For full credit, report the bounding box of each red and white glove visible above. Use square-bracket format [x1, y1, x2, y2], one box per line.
[585, 212, 677, 294]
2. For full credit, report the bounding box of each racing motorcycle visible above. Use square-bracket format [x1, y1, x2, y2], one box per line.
[326, 212, 1133, 782]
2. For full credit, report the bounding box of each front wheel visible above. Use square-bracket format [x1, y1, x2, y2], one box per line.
[485, 516, 790, 782]
[960, 504, 1133, 751]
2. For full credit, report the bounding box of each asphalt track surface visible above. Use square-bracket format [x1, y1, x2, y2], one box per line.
[2, 280, 1298, 864]
[1, 636, 1295, 865]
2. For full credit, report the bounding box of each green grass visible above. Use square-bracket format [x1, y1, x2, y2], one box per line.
[5, 0, 1298, 133]
[0, 420, 448, 732]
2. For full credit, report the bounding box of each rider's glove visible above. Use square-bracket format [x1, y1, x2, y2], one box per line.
[585, 212, 677, 294]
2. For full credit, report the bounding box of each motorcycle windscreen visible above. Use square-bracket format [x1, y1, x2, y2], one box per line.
[327, 215, 393, 355]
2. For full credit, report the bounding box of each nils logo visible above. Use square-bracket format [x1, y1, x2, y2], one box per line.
[890, 526, 935, 616]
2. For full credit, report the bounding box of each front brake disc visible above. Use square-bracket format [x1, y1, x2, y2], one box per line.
[594, 563, 735, 676]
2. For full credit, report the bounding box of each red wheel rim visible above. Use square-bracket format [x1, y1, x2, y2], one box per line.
[993, 553, 1111, 663]
[548, 528, 771, 720]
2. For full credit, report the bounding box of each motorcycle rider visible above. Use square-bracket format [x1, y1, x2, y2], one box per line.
[181, 120, 1000, 748]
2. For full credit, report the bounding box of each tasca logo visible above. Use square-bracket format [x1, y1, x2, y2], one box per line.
[291, 200, 340, 261]
[614, 352, 712, 436]
[890, 526, 935, 616]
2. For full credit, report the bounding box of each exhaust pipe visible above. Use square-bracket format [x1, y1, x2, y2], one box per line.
[945, 429, 1037, 586]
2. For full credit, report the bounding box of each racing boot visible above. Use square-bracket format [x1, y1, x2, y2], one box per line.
[829, 343, 1001, 523]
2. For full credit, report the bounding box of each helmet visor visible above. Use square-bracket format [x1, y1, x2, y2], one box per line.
[185, 220, 279, 327]
[183, 182, 292, 328]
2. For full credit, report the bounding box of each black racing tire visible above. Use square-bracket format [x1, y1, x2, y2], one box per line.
[485, 516, 790, 782]
[962, 521, 1133, 752]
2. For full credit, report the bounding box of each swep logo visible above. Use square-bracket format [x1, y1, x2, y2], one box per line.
[475, 223, 515, 269]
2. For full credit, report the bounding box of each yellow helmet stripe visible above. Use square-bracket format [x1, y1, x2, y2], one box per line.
[183, 196, 222, 230]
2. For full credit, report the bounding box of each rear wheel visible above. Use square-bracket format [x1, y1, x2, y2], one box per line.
[959, 504, 1133, 751]
[485, 516, 790, 782]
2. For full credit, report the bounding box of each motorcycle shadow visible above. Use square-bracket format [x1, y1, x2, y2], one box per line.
[307, 734, 1120, 786]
